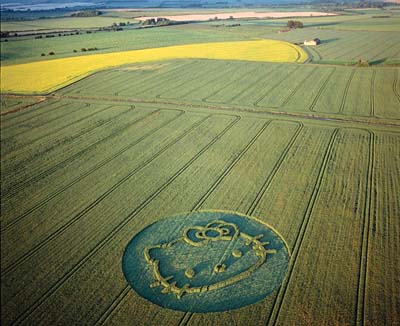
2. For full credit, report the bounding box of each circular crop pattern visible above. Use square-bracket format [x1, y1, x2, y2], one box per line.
[122, 211, 290, 312]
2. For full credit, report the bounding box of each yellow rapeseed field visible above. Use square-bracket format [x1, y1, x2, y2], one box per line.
[0, 40, 307, 93]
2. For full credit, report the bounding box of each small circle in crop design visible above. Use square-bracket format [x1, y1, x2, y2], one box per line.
[122, 210, 290, 312]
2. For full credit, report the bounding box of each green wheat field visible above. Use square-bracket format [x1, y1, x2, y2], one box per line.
[1, 5, 399, 326]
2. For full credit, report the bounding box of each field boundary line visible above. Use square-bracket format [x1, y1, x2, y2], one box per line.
[253, 66, 301, 107]
[10, 115, 240, 326]
[53, 69, 108, 94]
[1, 104, 118, 163]
[1, 107, 162, 202]
[201, 65, 262, 102]
[180, 121, 304, 325]
[309, 68, 336, 112]
[95, 119, 273, 326]
[1, 100, 66, 129]
[1, 98, 61, 123]
[307, 46, 322, 61]
[355, 130, 375, 326]
[2, 102, 89, 141]
[267, 128, 339, 326]
[0, 97, 47, 117]
[65, 70, 119, 95]
[1, 109, 186, 233]
[54, 94, 400, 128]
[339, 69, 355, 114]
[2, 105, 134, 176]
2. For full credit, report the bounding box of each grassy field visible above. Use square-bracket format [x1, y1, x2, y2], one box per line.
[0, 40, 307, 93]
[265, 29, 400, 64]
[2, 13, 400, 67]
[58, 60, 400, 121]
[1, 7, 399, 326]
[1, 95, 398, 325]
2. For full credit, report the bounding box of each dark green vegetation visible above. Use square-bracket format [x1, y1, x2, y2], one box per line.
[1, 7, 399, 326]
[287, 20, 303, 28]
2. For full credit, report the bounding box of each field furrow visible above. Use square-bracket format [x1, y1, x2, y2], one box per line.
[201, 65, 264, 103]
[164, 63, 239, 100]
[256, 66, 315, 108]
[311, 68, 353, 114]
[0, 107, 159, 209]
[271, 128, 371, 326]
[1, 104, 134, 181]
[155, 61, 232, 99]
[116, 61, 207, 97]
[334, 33, 387, 61]
[343, 69, 373, 117]
[180, 126, 335, 325]
[1, 103, 117, 156]
[374, 69, 400, 119]
[62, 62, 186, 96]
[364, 132, 400, 326]
[0, 110, 202, 268]
[202, 64, 273, 104]
[18, 119, 302, 325]
[229, 65, 295, 106]
[1, 102, 89, 141]
[1, 113, 238, 325]
[284, 66, 335, 112]
[188, 63, 260, 102]
[61, 70, 123, 95]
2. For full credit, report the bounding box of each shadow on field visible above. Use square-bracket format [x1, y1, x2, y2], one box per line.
[369, 57, 388, 65]
[305, 22, 341, 28]
[321, 38, 339, 44]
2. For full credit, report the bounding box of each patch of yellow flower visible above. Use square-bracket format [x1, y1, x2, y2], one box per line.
[1, 39, 307, 94]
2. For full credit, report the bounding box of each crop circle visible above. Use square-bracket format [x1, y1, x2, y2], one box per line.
[122, 211, 290, 312]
